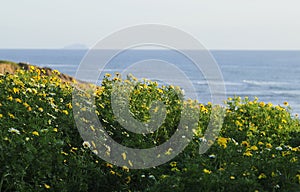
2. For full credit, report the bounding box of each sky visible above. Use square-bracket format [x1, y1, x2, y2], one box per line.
[1, 0, 300, 50]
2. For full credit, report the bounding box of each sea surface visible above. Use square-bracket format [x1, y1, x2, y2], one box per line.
[1, 49, 300, 114]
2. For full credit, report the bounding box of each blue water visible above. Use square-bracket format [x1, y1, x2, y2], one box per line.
[1, 49, 300, 113]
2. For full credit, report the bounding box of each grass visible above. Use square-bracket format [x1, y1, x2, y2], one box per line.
[0, 66, 299, 191]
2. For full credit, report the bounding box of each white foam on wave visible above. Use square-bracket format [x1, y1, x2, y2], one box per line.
[195, 80, 243, 86]
[243, 80, 289, 86]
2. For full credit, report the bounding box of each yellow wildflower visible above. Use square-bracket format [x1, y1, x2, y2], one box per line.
[271, 172, 276, 177]
[230, 176, 235, 180]
[157, 88, 163, 94]
[32, 131, 39, 136]
[91, 141, 96, 148]
[282, 151, 291, 157]
[61, 151, 68, 156]
[217, 137, 228, 149]
[66, 103, 72, 109]
[281, 119, 287, 124]
[241, 141, 250, 147]
[0, 114, 2, 118]
[8, 113, 15, 119]
[23, 102, 29, 108]
[267, 102, 273, 107]
[283, 101, 289, 106]
[170, 161, 177, 167]
[122, 166, 129, 172]
[165, 148, 173, 155]
[291, 147, 299, 152]
[128, 160, 133, 167]
[171, 167, 180, 172]
[7, 96, 13, 101]
[29, 66, 35, 71]
[52, 70, 60, 75]
[203, 169, 212, 174]
[15, 98, 22, 103]
[13, 87, 19, 94]
[266, 143, 272, 149]
[258, 141, 264, 145]
[235, 120, 243, 127]
[125, 176, 131, 184]
[259, 101, 265, 107]
[44, 184, 51, 189]
[290, 157, 297, 162]
[218, 167, 225, 171]
[258, 173, 267, 179]
[250, 145, 258, 151]
[53, 128, 58, 132]
[243, 150, 253, 157]
[32, 89, 37, 94]
[90, 125, 95, 132]
[122, 152, 126, 160]
[110, 170, 115, 175]
[62, 110, 69, 115]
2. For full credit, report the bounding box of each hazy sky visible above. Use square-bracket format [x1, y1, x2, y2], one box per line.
[1, 0, 300, 49]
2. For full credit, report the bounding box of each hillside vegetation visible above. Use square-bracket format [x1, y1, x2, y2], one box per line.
[0, 63, 299, 191]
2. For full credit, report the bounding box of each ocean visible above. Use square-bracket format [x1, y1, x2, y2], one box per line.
[1, 49, 300, 114]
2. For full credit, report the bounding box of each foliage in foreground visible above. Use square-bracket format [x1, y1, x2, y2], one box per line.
[0, 67, 299, 191]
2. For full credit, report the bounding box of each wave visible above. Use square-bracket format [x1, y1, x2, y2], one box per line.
[271, 90, 300, 97]
[195, 80, 243, 86]
[243, 80, 289, 86]
[40, 64, 78, 70]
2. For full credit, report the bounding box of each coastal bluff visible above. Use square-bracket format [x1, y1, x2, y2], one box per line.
[0, 60, 77, 83]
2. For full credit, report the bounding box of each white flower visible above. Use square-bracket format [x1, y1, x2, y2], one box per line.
[8, 128, 20, 135]
[275, 146, 283, 151]
[231, 138, 239, 145]
[82, 141, 91, 148]
[92, 150, 98, 155]
[209, 154, 216, 158]
[47, 113, 57, 119]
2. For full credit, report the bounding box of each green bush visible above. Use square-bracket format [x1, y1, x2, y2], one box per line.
[0, 67, 299, 191]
